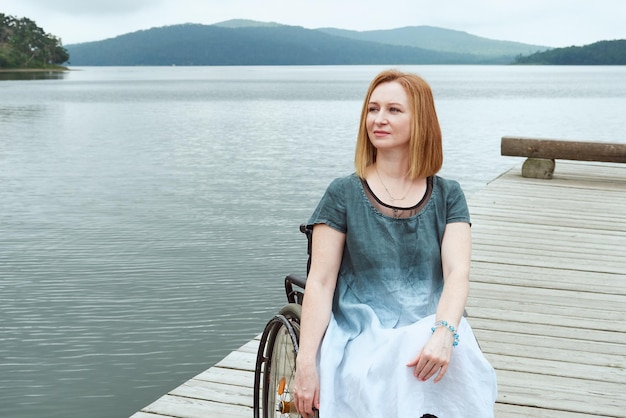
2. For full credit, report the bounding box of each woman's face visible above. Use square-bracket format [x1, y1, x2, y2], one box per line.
[366, 81, 412, 151]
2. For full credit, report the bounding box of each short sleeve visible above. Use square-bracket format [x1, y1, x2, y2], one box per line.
[307, 177, 348, 233]
[445, 180, 471, 225]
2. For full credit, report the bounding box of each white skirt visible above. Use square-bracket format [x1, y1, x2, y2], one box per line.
[318, 312, 498, 417]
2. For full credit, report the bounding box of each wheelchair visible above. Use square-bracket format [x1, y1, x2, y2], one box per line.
[252, 225, 318, 418]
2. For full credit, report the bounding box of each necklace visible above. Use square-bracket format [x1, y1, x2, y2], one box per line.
[375, 166, 413, 203]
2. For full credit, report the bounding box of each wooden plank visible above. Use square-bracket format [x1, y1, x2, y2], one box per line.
[494, 403, 600, 418]
[470, 209, 626, 232]
[470, 315, 623, 345]
[470, 262, 626, 295]
[474, 179, 625, 193]
[467, 294, 625, 326]
[140, 394, 251, 418]
[485, 353, 626, 384]
[494, 370, 625, 417]
[234, 339, 259, 354]
[215, 349, 256, 371]
[472, 252, 624, 275]
[501, 160, 626, 181]
[469, 282, 625, 311]
[471, 330, 625, 366]
[193, 367, 254, 387]
[471, 317, 625, 347]
[471, 225, 626, 253]
[471, 182, 626, 203]
[472, 250, 625, 275]
[169, 379, 252, 407]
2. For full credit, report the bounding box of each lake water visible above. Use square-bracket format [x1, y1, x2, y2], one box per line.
[1, 65, 625, 418]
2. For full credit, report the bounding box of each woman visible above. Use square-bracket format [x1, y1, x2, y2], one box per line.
[293, 69, 497, 417]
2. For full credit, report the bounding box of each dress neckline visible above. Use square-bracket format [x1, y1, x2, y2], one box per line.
[361, 176, 434, 219]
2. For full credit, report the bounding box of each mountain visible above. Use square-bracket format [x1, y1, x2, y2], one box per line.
[65, 20, 549, 66]
[317, 25, 547, 58]
[514, 39, 626, 64]
[213, 19, 284, 29]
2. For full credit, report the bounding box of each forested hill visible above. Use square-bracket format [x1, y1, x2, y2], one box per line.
[514, 40, 626, 65]
[0, 13, 68, 69]
[65, 21, 548, 66]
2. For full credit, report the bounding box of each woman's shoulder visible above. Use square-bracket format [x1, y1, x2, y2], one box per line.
[432, 176, 470, 221]
[326, 173, 361, 191]
[432, 175, 464, 195]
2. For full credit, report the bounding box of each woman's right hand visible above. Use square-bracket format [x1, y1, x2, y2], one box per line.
[293, 359, 319, 418]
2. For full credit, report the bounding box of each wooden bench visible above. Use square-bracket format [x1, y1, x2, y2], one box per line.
[501, 136, 626, 179]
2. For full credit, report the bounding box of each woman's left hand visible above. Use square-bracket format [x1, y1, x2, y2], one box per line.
[406, 327, 454, 383]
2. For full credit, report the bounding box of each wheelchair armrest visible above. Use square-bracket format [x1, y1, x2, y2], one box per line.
[285, 274, 306, 304]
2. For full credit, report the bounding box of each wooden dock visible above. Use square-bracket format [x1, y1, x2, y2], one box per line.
[131, 160, 626, 418]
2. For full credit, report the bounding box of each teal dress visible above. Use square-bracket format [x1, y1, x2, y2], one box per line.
[308, 174, 497, 417]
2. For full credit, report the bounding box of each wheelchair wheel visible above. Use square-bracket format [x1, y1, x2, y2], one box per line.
[254, 303, 303, 418]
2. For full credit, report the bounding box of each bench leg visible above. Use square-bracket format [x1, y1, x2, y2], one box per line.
[522, 158, 555, 179]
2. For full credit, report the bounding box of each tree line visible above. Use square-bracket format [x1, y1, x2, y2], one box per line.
[0, 13, 69, 69]
[514, 40, 626, 65]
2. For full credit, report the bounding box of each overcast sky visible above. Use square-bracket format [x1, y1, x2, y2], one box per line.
[3, 0, 625, 47]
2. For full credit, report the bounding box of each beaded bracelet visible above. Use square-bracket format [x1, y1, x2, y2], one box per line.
[431, 320, 460, 347]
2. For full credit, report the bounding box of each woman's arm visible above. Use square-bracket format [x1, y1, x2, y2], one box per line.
[294, 223, 345, 417]
[437, 221, 472, 331]
[406, 221, 471, 383]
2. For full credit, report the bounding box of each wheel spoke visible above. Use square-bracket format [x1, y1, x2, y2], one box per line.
[270, 326, 298, 417]
[259, 304, 302, 418]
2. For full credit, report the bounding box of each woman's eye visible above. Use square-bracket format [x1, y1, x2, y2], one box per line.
[390, 107, 401, 113]
[368, 106, 379, 113]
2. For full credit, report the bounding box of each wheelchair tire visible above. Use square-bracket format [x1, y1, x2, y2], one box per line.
[253, 303, 305, 418]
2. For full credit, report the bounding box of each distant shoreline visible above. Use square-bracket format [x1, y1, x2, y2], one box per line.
[0, 67, 69, 73]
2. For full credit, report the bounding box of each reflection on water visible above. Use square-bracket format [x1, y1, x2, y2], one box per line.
[0, 70, 68, 81]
